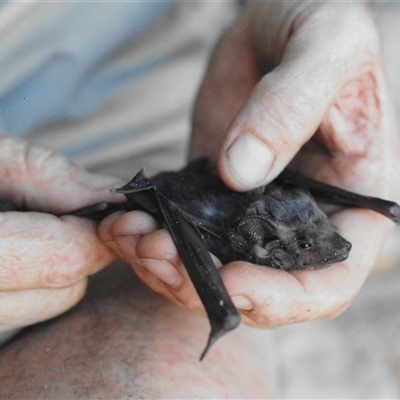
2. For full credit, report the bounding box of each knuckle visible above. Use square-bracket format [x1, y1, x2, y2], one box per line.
[268, 88, 311, 131]
[44, 244, 94, 288]
[23, 144, 72, 180]
[308, 3, 377, 46]
[0, 282, 88, 330]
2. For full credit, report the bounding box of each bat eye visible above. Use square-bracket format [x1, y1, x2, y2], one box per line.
[299, 242, 312, 250]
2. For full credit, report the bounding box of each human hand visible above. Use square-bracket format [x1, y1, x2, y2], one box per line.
[0, 136, 120, 342]
[101, 2, 400, 328]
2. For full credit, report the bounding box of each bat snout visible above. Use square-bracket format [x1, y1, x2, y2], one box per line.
[332, 234, 352, 257]
[296, 233, 352, 269]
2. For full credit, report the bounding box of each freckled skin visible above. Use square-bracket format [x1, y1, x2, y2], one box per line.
[0, 263, 272, 399]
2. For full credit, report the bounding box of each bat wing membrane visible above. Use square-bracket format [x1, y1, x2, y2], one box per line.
[113, 171, 241, 360]
[278, 169, 400, 223]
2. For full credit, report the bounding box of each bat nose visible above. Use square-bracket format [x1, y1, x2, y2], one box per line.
[333, 233, 352, 253]
[331, 235, 352, 263]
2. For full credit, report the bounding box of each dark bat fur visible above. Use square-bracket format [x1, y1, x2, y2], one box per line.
[2, 157, 399, 359]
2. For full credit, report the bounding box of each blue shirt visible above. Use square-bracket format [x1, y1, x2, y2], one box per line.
[0, 2, 174, 135]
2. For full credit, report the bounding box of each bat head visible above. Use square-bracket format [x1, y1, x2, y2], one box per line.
[237, 184, 352, 270]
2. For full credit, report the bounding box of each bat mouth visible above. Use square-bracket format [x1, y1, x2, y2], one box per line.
[301, 249, 351, 269]
[301, 237, 352, 269]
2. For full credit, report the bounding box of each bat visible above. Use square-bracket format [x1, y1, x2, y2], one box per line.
[1, 158, 399, 359]
[68, 157, 400, 359]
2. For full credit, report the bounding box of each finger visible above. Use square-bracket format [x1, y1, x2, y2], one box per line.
[0, 279, 87, 331]
[0, 136, 124, 212]
[219, 208, 392, 328]
[133, 229, 251, 313]
[98, 210, 159, 243]
[190, 10, 260, 162]
[0, 213, 115, 291]
[98, 210, 159, 257]
[98, 211, 176, 294]
[132, 229, 207, 310]
[218, 4, 380, 191]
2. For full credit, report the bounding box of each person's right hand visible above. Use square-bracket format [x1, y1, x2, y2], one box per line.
[0, 135, 121, 342]
[99, 2, 400, 332]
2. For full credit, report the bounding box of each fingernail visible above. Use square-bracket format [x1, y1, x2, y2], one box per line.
[226, 133, 274, 187]
[140, 258, 182, 287]
[231, 295, 253, 311]
[78, 170, 123, 191]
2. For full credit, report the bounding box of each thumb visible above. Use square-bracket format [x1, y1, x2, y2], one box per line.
[31, 162, 125, 214]
[218, 3, 379, 191]
[0, 136, 124, 213]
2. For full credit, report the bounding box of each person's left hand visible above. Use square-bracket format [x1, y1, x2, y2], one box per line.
[0, 136, 124, 343]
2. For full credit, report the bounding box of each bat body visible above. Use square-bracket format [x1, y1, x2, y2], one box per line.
[150, 158, 352, 271]
[2, 158, 399, 359]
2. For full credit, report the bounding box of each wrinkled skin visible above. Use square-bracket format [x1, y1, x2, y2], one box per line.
[0, 136, 120, 342]
[102, 2, 400, 329]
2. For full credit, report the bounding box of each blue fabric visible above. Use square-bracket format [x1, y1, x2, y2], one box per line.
[0, 2, 174, 135]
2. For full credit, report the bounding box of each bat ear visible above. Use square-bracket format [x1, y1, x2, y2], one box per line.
[237, 216, 277, 245]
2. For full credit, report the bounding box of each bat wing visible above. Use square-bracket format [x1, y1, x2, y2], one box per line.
[113, 170, 241, 360]
[278, 169, 400, 223]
